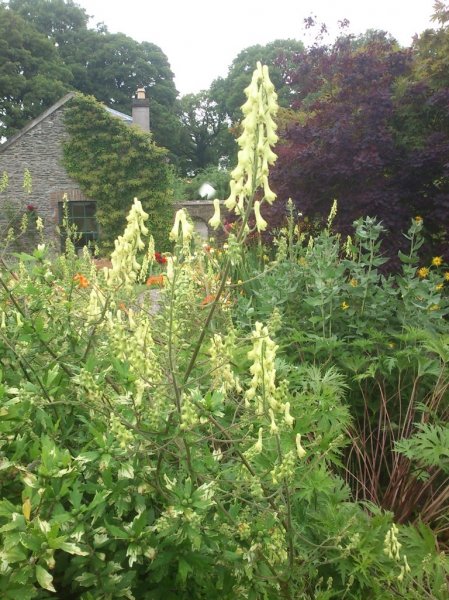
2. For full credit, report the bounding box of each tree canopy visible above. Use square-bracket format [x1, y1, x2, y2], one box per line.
[210, 39, 304, 125]
[0, 3, 72, 138]
[269, 24, 449, 262]
[0, 0, 183, 160]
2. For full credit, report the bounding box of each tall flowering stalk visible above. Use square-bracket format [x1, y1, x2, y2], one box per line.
[209, 61, 278, 236]
[186, 62, 279, 383]
[105, 198, 149, 289]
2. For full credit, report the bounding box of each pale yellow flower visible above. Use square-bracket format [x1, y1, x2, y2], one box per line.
[254, 200, 267, 232]
[295, 434, 306, 459]
[208, 199, 221, 230]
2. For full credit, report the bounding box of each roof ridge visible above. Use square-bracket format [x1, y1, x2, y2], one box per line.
[0, 92, 76, 153]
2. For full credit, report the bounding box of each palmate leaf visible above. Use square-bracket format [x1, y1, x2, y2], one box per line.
[395, 423, 449, 472]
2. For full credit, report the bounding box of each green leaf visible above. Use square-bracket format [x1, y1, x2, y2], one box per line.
[60, 541, 89, 556]
[35, 565, 56, 592]
[177, 557, 192, 583]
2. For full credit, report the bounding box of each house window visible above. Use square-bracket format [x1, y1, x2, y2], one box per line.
[58, 201, 98, 251]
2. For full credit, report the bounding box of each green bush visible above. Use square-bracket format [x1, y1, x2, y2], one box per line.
[63, 93, 173, 254]
[0, 64, 447, 600]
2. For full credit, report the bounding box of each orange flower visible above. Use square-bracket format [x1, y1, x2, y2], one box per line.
[73, 273, 89, 288]
[146, 274, 164, 287]
[201, 294, 216, 306]
[118, 302, 129, 314]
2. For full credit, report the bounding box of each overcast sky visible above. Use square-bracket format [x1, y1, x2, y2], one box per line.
[79, 0, 436, 96]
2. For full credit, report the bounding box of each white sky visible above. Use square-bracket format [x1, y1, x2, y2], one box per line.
[79, 0, 436, 96]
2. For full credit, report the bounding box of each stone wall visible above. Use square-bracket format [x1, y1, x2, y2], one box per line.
[0, 101, 85, 251]
[174, 200, 230, 241]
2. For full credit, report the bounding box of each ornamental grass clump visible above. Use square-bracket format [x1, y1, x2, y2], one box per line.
[0, 65, 447, 600]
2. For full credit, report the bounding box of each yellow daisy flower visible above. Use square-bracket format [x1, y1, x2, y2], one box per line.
[417, 267, 429, 279]
[432, 256, 443, 267]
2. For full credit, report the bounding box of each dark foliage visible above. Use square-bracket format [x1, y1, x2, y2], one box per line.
[270, 31, 449, 265]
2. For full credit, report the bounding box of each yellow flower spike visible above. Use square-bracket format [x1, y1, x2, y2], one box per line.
[224, 62, 279, 215]
[254, 200, 268, 232]
[295, 434, 306, 459]
[209, 199, 221, 230]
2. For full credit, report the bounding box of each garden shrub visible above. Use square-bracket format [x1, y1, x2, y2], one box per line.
[0, 64, 447, 600]
[233, 201, 449, 540]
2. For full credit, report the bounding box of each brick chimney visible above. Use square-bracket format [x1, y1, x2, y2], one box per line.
[132, 87, 150, 132]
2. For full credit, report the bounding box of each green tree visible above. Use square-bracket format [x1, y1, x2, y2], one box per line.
[8, 0, 90, 43]
[0, 4, 72, 137]
[178, 91, 234, 174]
[210, 39, 304, 125]
[4, 0, 184, 162]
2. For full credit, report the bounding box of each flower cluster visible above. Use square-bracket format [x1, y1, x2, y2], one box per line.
[170, 208, 194, 244]
[224, 62, 279, 226]
[146, 274, 164, 287]
[208, 330, 242, 396]
[155, 251, 167, 265]
[105, 198, 149, 288]
[245, 321, 278, 414]
[73, 273, 89, 288]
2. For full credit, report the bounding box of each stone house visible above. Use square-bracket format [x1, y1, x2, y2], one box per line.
[0, 90, 215, 252]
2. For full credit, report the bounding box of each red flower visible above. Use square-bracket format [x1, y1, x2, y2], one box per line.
[26, 204, 36, 212]
[155, 251, 167, 265]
